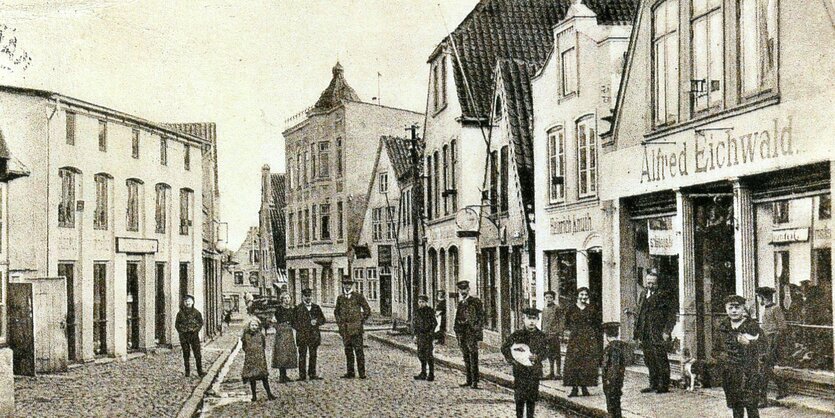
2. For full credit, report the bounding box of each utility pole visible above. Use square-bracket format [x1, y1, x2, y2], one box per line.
[405, 124, 422, 331]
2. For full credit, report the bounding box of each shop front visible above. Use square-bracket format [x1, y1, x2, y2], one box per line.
[602, 108, 834, 392]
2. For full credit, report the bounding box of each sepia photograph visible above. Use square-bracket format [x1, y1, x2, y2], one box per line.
[0, 0, 832, 417]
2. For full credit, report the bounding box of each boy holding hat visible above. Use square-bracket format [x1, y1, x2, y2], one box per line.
[413, 295, 438, 381]
[601, 322, 628, 418]
[501, 307, 548, 418]
[335, 275, 371, 379]
[755, 286, 788, 405]
[715, 295, 763, 418]
[175, 294, 205, 377]
[454, 280, 484, 388]
[293, 288, 327, 381]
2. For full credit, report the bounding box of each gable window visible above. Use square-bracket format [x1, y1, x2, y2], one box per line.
[98, 120, 107, 152]
[179, 188, 192, 235]
[653, 0, 680, 126]
[66, 112, 76, 145]
[337, 201, 344, 240]
[155, 184, 169, 234]
[184, 144, 191, 171]
[490, 150, 498, 214]
[739, 0, 777, 97]
[126, 180, 142, 232]
[692, 0, 724, 113]
[372, 207, 383, 241]
[558, 29, 578, 96]
[336, 138, 344, 177]
[432, 57, 447, 112]
[494, 97, 503, 120]
[58, 168, 77, 228]
[131, 129, 140, 159]
[548, 127, 566, 202]
[318, 142, 330, 178]
[94, 174, 109, 230]
[500, 146, 509, 212]
[577, 116, 598, 197]
[320, 203, 331, 241]
[379, 171, 388, 194]
[160, 137, 168, 166]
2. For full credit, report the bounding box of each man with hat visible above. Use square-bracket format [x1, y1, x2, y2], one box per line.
[716, 294, 763, 418]
[633, 268, 676, 393]
[756, 286, 788, 405]
[601, 322, 628, 418]
[334, 275, 371, 379]
[453, 280, 484, 389]
[292, 288, 327, 381]
[501, 307, 547, 418]
[175, 294, 205, 377]
[413, 295, 438, 381]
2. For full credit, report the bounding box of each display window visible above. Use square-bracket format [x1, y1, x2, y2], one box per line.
[633, 215, 680, 309]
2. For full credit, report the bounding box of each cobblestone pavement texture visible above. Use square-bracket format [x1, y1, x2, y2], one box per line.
[202, 330, 575, 418]
[382, 333, 835, 418]
[14, 344, 221, 417]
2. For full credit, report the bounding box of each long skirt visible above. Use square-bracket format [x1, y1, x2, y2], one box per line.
[271, 323, 298, 369]
[563, 333, 599, 387]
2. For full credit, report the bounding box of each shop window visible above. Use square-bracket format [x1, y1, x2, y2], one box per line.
[652, 0, 680, 126]
[633, 216, 681, 309]
[738, 0, 777, 98]
[691, 0, 724, 114]
[772, 200, 789, 224]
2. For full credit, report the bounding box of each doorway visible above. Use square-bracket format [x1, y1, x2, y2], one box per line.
[588, 248, 604, 348]
[155, 262, 167, 345]
[58, 262, 77, 362]
[179, 262, 190, 303]
[93, 263, 107, 355]
[379, 267, 392, 317]
[126, 262, 141, 351]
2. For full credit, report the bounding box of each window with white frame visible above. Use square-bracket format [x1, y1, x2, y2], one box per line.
[691, 0, 724, 113]
[379, 171, 388, 194]
[127, 180, 142, 232]
[353, 267, 365, 281]
[576, 116, 598, 197]
[58, 168, 76, 228]
[548, 127, 566, 202]
[653, 0, 680, 126]
[739, 0, 777, 97]
[366, 267, 378, 300]
[94, 174, 109, 230]
[372, 207, 383, 241]
[557, 28, 577, 96]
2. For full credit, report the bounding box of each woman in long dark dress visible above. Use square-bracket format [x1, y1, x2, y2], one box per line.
[271, 292, 298, 383]
[563, 287, 602, 397]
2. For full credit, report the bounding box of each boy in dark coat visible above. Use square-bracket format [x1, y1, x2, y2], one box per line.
[601, 322, 628, 418]
[715, 295, 764, 418]
[414, 295, 439, 381]
[292, 288, 327, 381]
[501, 307, 548, 418]
[175, 294, 204, 377]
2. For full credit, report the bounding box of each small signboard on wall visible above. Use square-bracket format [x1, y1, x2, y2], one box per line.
[116, 237, 159, 254]
[771, 227, 809, 244]
[648, 217, 678, 256]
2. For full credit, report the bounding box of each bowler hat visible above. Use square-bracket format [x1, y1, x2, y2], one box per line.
[301, 288, 313, 296]
[521, 307, 541, 317]
[724, 294, 746, 305]
[602, 321, 621, 337]
[341, 276, 355, 284]
[456, 280, 470, 290]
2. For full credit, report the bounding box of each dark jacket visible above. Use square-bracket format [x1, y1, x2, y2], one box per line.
[501, 327, 548, 401]
[634, 288, 676, 343]
[292, 303, 326, 347]
[334, 291, 371, 337]
[714, 317, 764, 408]
[414, 306, 438, 336]
[454, 296, 484, 341]
[602, 340, 628, 394]
[175, 307, 203, 334]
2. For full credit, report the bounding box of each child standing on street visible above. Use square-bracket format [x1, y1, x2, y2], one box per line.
[241, 318, 276, 402]
[541, 291, 565, 380]
[715, 295, 763, 418]
[501, 307, 548, 418]
[756, 286, 788, 406]
[414, 295, 438, 381]
[601, 322, 627, 418]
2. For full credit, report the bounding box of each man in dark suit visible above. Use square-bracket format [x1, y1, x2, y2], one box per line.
[453, 280, 484, 389]
[634, 269, 677, 393]
[292, 288, 326, 381]
[334, 276, 372, 379]
[435, 290, 447, 345]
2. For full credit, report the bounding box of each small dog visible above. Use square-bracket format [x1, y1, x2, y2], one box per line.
[681, 356, 706, 391]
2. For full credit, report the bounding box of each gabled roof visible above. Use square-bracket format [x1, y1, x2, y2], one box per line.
[495, 59, 536, 217]
[312, 62, 361, 113]
[382, 136, 416, 183]
[442, 0, 638, 120]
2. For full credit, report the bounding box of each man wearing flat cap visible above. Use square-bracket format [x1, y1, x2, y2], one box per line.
[633, 268, 676, 393]
[453, 280, 484, 389]
[175, 294, 205, 377]
[293, 288, 326, 381]
[335, 276, 372, 379]
[716, 295, 763, 418]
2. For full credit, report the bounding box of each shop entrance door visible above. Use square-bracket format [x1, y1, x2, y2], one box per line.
[58, 263, 77, 362]
[93, 263, 107, 355]
[155, 262, 167, 345]
[693, 196, 736, 360]
[126, 262, 141, 351]
[380, 268, 392, 317]
[588, 248, 604, 338]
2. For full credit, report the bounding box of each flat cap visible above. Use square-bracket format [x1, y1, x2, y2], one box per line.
[456, 280, 470, 289]
[341, 276, 355, 284]
[182, 294, 194, 301]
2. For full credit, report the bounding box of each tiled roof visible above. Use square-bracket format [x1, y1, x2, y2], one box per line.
[444, 0, 638, 119]
[496, 58, 536, 216]
[381, 136, 416, 182]
[312, 62, 361, 112]
[269, 173, 286, 269]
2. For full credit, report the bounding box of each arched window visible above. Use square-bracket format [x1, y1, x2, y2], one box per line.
[448, 246, 459, 288]
[439, 249, 447, 296]
[427, 248, 438, 296]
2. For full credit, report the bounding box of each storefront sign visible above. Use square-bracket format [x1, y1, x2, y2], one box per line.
[771, 227, 809, 244]
[641, 118, 794, 184]
[549, 212, 593, 236]
[116, 237, 158, 254]
[648, 218, 678, 256]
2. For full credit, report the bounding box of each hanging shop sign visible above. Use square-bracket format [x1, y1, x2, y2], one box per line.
[648, 217, 679, 256]
[771, 227, 809, 244]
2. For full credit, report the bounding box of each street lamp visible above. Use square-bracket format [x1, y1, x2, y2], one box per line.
[215, 221, 229, 252]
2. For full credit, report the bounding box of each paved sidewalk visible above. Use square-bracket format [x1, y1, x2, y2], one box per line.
[370, 332, 835, 418]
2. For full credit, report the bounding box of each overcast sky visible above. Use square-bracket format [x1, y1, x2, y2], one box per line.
[0, 0, 478, 248]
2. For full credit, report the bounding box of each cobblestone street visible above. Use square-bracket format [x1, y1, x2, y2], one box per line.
[14, 347, 221, 417]
[202, 330, 574, 418]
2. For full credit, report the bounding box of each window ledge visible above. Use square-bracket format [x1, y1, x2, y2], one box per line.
[558, 92, 578, 104]
[644, 95, 780, 142]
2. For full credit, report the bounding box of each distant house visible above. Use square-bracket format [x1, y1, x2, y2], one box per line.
[221, 226, 261, 318]
[259, 166, 286, 297]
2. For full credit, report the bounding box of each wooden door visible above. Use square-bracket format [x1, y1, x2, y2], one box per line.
[379, 271, 392, 317]
[155, 262, 166, 345]
[58, 263, 76, 362]
[93, 263, 107, 355]
[33, 278, 68, 372]
[126, 262, 140, 350]
[8, 282, 34, 375]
